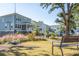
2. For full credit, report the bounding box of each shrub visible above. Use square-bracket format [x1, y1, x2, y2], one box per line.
[0, 34, 28, 44]
[27, 33, 35, 41]
[49, 32, 58, 40]
[16, 32, 22, 34]
[0, 33, 47, 44]
[34, 38, 47, 41]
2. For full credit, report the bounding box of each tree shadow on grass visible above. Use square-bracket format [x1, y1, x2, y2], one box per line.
[0, 45, 40, 56]
[36, 50, 50, 56]
[9, 47, 28, 56]
[41, 54, 50, 56]
[64, 47, 78, 50]
[8, 46, 39, 56]
[10, 46, 39, 50]
[72, 54, 79, 56]
[0, 49, 28, 56]
[0, 52, 6, 56]
[11, 51, 27, 56]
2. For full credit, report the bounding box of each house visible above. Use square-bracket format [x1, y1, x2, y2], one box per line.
[0, 13, 32, 34]
[0, 13, 61, 36]
[73, 20, 79, 35]
[31, 21, 47, 35]
[37, 21, 47, 34]
[31, 21, 50, 35]
[50, 25, 61, 36]
[31, 20, 38, 31]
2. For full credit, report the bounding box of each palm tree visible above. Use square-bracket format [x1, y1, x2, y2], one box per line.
[40, 3, 79, 36]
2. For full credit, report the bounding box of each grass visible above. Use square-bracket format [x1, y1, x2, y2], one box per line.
[0, 40, 79, 56]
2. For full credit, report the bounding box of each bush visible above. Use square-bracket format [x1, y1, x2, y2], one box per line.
[27, 33, 35, 41]
[34, 38, 47, 41]
[0, 34, 28, 44]
[0, 33, 47, 44]
[49, 36, 58, 40]
[49, 32, 58, 40]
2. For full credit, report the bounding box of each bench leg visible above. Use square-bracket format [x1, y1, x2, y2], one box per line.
[77, 44, 78, 49]
[77, 42, 79, 54]
[60, 47, 64, 56]
[52, 41, 54, 55]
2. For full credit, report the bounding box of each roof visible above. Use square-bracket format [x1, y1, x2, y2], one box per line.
[0, 13, 32, 20]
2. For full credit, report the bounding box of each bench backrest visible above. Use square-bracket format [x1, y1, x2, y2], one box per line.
[62, 36, 79, 42]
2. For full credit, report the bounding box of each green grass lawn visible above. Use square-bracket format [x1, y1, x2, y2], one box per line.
[0, 40, 79, 56]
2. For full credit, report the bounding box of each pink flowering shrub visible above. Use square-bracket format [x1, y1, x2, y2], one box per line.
[0, 34, 29, 44]
[0, 33, 47, 44]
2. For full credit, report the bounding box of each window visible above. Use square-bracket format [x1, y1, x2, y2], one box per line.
[18, 25, 21, 28]
[5, 23, 7, 26]
[11, 26, 13, 28]
[15, 24, 21, 28]
[5, 26, 7, 28]
[39, 28, 42, 31]
[5, 23, 7, 28]
[15, 24, 17, 28]
[11, 23, 13, 28]
[22, 25, 26, 30]
[16, 18, 21, 21]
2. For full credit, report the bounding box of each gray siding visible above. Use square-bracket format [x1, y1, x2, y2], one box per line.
[0, 15, 14, 31]
[0, 13, 32, 34]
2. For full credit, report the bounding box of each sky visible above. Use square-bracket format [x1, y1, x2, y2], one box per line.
[0, 3, 61, 26]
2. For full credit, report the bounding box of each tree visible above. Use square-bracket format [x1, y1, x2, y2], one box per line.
[45, 27, 50, 37]
[35, 28, 40, 35]
[55, 12, 76, 35]
[40, 3, 79, 36]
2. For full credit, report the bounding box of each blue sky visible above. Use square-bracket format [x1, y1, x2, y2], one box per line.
[0, 3, 61, 25]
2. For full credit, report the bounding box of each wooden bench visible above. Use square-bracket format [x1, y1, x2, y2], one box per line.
[52, 36, 79, 56]
[62, 36, 79, 42]
[61, 36, 79, 55]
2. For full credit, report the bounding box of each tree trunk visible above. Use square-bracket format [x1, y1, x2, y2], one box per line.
[64, 3, 70, 36]
[65, 19, 70, 36]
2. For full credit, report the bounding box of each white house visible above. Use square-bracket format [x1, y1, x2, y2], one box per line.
[51, 25, 61, 35]
[74, 20, 79, 35]
[37, 21, 47, 34]
[31, 21, 51, 35]
[0, 13, 32, 34]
